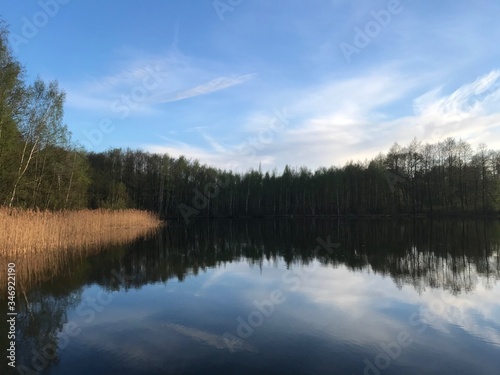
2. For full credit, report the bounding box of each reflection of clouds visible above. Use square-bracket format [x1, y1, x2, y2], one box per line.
[163, 323, 257, 353]
[200, 266, 240, 290]
[62, 258, 499, 372]
[415, 288, 500, 348]
[281, 264, 500, 351]
[200, 260, 282, 292]
[200, 259, 500, 354]
[71, 322, 172, 371]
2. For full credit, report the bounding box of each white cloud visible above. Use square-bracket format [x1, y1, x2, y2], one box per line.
[412, 70, 500, 145]
[153, 73, 257, 104]
[145, 68, 500, 171]
[65, 49, 256, 116]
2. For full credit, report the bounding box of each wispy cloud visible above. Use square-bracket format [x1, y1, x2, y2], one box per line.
[412, 69, 500, 144]
[414, 70, 500, 120]
[153, 73, 257, 103]
[64, 49, 256, 115]
[145, 69, 500, 171]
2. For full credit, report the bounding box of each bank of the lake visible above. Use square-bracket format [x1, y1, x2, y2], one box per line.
[0, 208, 163, 294]
[0, 208, 162, 256]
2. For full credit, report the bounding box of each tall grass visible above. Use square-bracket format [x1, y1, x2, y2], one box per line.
[0, 208, 162, 293]
[0, 208, 162, 255]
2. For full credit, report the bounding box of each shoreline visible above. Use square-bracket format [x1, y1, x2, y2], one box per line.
[0, 208, 163, 294]
[164, 212, 500, 221]
[0, 208, 163, 256]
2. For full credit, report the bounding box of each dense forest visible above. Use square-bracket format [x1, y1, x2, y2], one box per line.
[1, 24, 500, 219]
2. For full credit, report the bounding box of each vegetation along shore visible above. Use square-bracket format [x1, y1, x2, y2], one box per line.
[0, 208, 161, 256]
[0, 208, 162, 294]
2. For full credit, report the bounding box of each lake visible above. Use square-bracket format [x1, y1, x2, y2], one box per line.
[2, 219, 500, 375]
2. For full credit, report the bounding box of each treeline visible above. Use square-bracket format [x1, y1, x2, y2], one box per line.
[1, 24, 499, 217]
[85, 139, 500, 219]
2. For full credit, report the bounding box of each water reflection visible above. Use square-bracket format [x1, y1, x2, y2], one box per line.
[72, 219, 499, 294]
[1, 219, 499, 374]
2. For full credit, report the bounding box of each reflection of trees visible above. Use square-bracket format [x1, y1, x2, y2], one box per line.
[0, 287, 83, 374]
[17, 290, 82, 372]
[77, 219, 500, 295]
[0, 242, 132, 374]
[370, 220, 500, 294]
[2, 219, 499, 373]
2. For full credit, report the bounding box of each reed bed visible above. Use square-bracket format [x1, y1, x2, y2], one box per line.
[0, 208, 162, 255]
[0, 208, 163, 293]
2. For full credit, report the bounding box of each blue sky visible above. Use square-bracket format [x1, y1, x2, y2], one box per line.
[2, 0, 500, 172]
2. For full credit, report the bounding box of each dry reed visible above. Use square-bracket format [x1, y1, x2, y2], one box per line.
[0, 208, 163, 293]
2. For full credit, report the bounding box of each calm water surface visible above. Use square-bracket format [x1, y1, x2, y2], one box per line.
[2, 219, 500, 374]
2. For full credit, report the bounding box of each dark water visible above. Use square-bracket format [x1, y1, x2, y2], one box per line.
[2, 219, 500, 375]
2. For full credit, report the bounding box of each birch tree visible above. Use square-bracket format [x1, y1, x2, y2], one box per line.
[8, 78, 67, 207]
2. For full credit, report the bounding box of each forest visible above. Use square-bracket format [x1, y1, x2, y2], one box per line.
[1, 24, 500, 219]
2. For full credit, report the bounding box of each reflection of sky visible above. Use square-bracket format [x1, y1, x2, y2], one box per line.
[51, 259, 500, 375]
